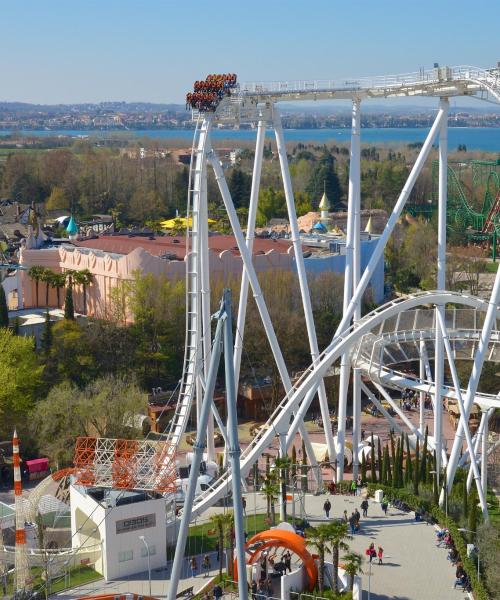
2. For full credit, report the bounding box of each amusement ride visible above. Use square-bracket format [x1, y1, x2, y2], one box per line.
[5, 64, 500, 598]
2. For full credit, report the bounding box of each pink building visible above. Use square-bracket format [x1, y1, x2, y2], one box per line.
[18, 234, 294, 318]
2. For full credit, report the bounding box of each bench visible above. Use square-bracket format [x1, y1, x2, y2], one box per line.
[176, 587, 194, 599]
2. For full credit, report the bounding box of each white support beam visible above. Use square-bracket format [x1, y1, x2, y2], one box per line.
[233, 119, 266, 386]
[435, 309, 489, 521]
[273, 107, 337, 469]
[434, 97, 449, 481]
[446, 263, 500, 492]
[360, 381, 403, 435]
[208, 145, 321, 481]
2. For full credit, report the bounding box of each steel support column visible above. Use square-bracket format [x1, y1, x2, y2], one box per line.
[434, 97, 449, 482]
[273, 107, 336, 468]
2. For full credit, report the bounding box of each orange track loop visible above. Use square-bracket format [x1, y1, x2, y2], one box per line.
[233, 529, 318, 591]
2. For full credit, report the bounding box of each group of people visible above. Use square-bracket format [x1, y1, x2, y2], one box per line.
[186, 73, 238, 111]
[366, 542, 384, 565]
[436, 528, 473, 592]
[400, 388, 432, 411]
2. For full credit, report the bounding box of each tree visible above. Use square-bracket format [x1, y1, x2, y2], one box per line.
[420, 426, 428, 483]
[40, 311, 52, 355]
[468, 490, 478, 542]
[34, 375, 147, 468]
[291, 445, 297, 480]
[51, 273, 66, 308]
[370, 433, 377, 484]
[256, 187, 287, 226]
[274, 455, 291, 521]
[223, 512, 235, 578]
[305, 525, 332, 593]
[40, 268, 55, 307]
[462, 479, 468, 519]
[209, 513, 228, 579]
[377, 437, 383, 483]
[342, 551, 363, 591]
[28, 266, 46, 307]
[328, 521, 350, 595]
[0, 328, 42, 440]
[382, 445, 390, 486]
[228, 168, 252, 209]
[261, 475, 279, 526]
[64, 282, 75, 320]
[0, 285, 8, 327]
[405, 434, 412, 486]
[305, 152, 342, 209]
[413, 438, 420, 496]
[45, 186, 70, 211]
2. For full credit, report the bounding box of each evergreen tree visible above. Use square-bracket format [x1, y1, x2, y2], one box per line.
[291, 445, 297, 479]
[370, 433, 377, 483]
[405, 434, 413, 485]
[381, 445, 388, 485]
[468, 490, 478, 542]
[305, 151, 342, 209]
[462, 479, 468, 519]
[0, 285, 8, 328]
[228, 168, 252, 209]
[413, 438, 420, 496]
[392, 438, 399, 488]
[361, 450, 367, 483]
[12, 317, 20, 335]
[40, 311, 52, 355]
[385, 446, 392, 486]
[432, 451, 439, 505]
[64, 284, 74, 320]
[420, 426, 428, 483]
[377, 437, 383, 482]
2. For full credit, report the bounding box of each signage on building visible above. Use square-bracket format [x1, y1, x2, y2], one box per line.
[116, 513, 156, 534]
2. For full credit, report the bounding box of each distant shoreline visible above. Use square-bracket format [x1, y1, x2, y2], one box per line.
[0, 127, 498, 151]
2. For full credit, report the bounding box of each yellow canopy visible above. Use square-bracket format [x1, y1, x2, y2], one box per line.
[160, 217, 216, 229]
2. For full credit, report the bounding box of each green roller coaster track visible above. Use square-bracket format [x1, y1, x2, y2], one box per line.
[408, 159, 500, 245]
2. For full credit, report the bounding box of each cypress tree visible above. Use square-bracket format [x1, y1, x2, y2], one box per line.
[413, 438, 420, 496]
[385, 446, 392, 486]
[0, 284, 8, 327]
[398, 436, 404, 488]
[420, 426, 428, 483]
[40, 311, 52, 355]
[370, 433, 377, 483]
[462, 479, 468, 519]
[361, 450, 367, 483]
[381, 445, 388, 485]
[291, 445, 297, 479]
[405, 434, 413, 484]
[64, 283, 75, 320]
[12, 316, 20, 335]
[468, 490, 478, 542]
[432, 451, 439, 505]
[392, 438, 399, 488]
[377, 438, 383, 482]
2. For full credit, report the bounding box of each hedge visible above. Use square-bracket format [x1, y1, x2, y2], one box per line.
[366, 484, 489, 600]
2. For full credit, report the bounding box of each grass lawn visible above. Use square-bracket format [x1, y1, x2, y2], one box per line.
[167, 512, 272, 560]
[3, 564, 101, 596]
[484, 261, 499, 273]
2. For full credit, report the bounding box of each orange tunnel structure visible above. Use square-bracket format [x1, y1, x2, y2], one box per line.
[233, 529, 318, 592]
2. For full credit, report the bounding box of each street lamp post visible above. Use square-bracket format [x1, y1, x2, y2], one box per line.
[458, 527, 480, 580]
[139, 535, 152, 598]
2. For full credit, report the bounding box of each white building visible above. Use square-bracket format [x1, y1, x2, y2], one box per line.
[70, 484, 167, 580]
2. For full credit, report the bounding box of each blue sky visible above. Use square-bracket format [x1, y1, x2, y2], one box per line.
[0, 0, 498, 104]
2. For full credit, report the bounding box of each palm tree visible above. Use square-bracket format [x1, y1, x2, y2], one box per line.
[261, 475, 279, 526]
[40, 268, 55, 307]
[71, 269, 93, 314]
[342, 551, 363, 591]
[28, 265, 46, 307]
[305, 524, 332, 593]
[222, 511, 235, 578]
[51, 273, 66, 308]
[209, 513, 228, 579]
[328, 521, 350, 594]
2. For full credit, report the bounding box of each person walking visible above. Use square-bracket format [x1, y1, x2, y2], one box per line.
[349, 512, 356, 535]
[342, 509, 349, 523]
[190, 556, 198, 577]
[381, 500, 388, 515]
[361, 498, 369, 517]
[350, 479, 357, 496]
[202, 553, 211, 576]
[366, 543, 377, 563]
[323, 498, 331, 518]
[378, 546, 384, 565]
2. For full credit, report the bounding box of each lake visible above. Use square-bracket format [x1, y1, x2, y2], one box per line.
[1, 127, 499, 151]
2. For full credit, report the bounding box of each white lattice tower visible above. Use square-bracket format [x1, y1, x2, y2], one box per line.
[13, 430, 30, 591]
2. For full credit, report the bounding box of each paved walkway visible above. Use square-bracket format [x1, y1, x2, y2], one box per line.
[55, 492, 466, 600]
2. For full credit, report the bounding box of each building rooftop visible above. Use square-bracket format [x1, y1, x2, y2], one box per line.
[74, 234, 292, 258]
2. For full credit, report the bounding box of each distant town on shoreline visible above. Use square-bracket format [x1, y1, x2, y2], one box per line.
[0, 100, 499, 131]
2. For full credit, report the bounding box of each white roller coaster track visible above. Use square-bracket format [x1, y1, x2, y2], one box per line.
[168, 64, 500, 522]
[185, 291, 499, 519]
